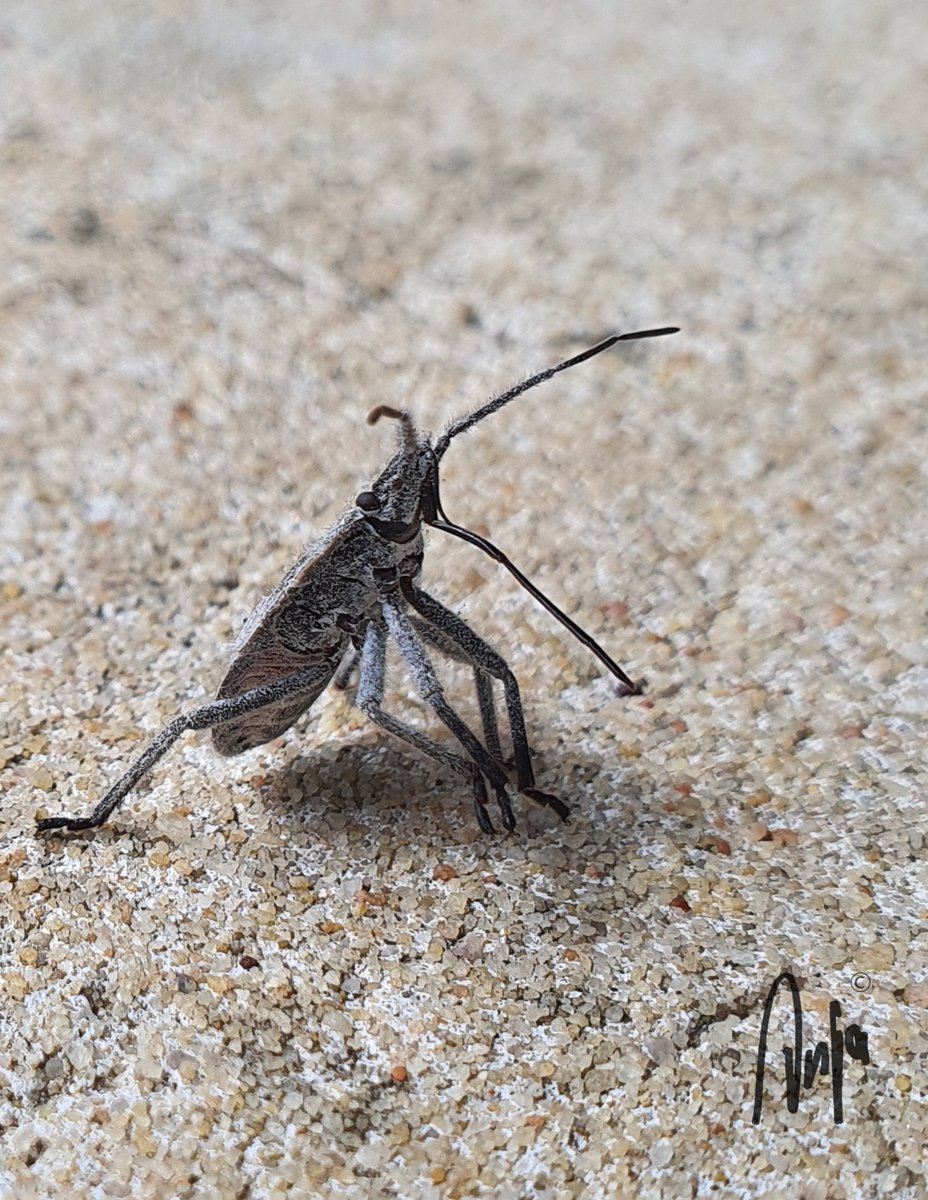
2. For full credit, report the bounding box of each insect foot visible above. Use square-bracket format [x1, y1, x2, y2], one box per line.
[36, 324, 676, 837]
[522, 789, 571, 823]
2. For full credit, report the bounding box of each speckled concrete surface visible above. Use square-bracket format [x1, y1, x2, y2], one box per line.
[2, 3, 927, 1197]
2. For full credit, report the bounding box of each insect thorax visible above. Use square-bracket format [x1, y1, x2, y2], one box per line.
[272, 519, 424, 655]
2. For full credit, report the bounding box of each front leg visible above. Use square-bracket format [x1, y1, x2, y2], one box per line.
[399, 578, 569, 823]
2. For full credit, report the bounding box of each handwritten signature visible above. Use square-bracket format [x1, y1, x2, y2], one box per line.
[752, 971, 871, 1125]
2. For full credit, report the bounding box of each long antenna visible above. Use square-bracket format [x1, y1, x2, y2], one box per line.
[425, 473, 643, 693]
[429, 514, 641, 693]
[433, 325, 678, 460]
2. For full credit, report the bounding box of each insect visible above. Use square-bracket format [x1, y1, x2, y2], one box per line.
[37, 324, 678, 837]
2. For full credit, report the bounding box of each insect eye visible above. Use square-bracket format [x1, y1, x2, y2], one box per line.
[355, 491, 381, 513]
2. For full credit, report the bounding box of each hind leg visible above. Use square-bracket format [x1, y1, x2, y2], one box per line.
[37, 666, 333, 834]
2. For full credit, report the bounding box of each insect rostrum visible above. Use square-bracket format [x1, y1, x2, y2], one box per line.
[37, 326, 678, 836]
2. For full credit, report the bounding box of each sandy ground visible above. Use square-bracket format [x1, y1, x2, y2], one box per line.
[2, 2, 926, 1197]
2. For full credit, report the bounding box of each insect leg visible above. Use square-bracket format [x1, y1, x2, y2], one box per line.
[36, 666, 330, 834]
[410, 617, 503, 764]
[380, 599, 517, 831]
[400, 581, 570, 823]
[332, 644, 361, 690]
[473, 670, 503, 765]
[356, 619, 497, 833]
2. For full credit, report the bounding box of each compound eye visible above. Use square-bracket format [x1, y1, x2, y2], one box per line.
[355, 491, 381, 513]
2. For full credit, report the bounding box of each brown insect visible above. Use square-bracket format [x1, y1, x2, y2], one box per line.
[37, 325, 677, 836]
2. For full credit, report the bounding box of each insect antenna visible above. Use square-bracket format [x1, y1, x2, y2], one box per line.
[367, 404, 417, 452]
[424, 476, 642, 694]
[433, 325, 679, 459]
[423, 325, 679, 690]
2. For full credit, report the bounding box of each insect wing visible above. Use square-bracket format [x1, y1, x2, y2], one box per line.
[211, 638, 343, 755]
[211, 512, 358, 756]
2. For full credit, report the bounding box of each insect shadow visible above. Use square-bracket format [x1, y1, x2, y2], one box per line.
[263, 720, 655, 856]
[37, 325, 678, 840]
[265, 735, 475, 836]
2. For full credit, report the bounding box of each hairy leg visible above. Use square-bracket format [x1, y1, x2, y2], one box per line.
[380, 599, 518, 831]
[332, 644, 360, 690]
[355, 618, 499, 833]
[409, 616, 503, 764]
[401, 580, 569, 822]
[36, 665, 332, 834]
